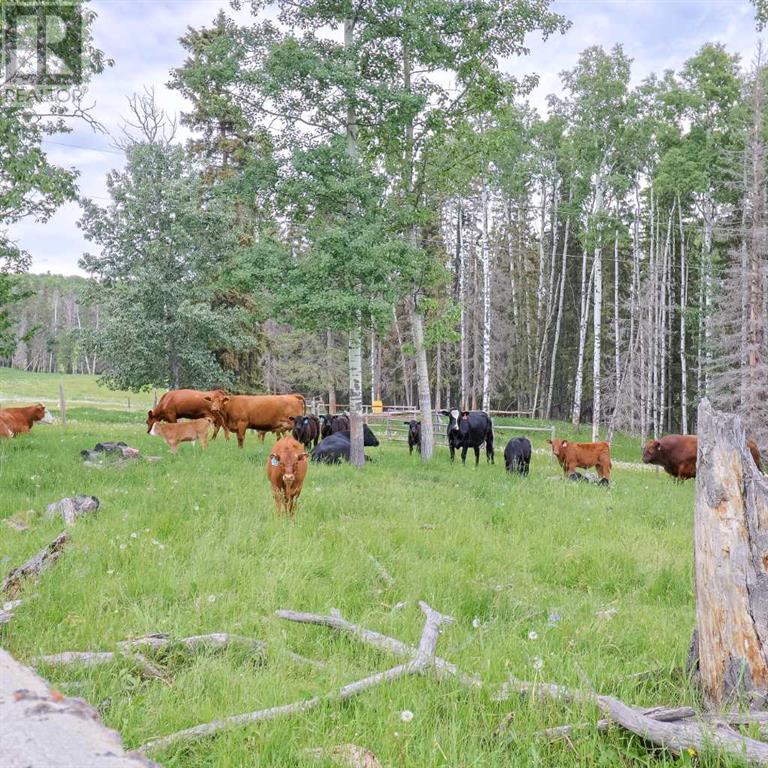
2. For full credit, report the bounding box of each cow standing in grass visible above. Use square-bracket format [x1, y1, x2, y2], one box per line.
[548, 438, 611, 484]
[149, 418, 213, 454]
[147, 389, 227, 439]
[292, 414, 321, 449]
[440, 409, 494, 466]
[404, 420, 421, 455]
[504, 437, 531, 476]
[267, 436, 308, 517]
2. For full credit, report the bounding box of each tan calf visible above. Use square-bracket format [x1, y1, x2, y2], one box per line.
[548, 438, 612, 481]
[266, 436, 308, 517]
[149, 418, 212, 454]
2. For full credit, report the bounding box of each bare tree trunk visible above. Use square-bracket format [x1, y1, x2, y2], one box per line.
[480, 178, 491, 411]
[392, 306, 412, 406]
[546, 206, 571, 419]
[613, 226, 620, 398]
[410, 304, 435, 460]
[678, 197, 689, 434]
[369, 330, 376, 406]
[434, 342, 442, 412]
[572, 247, 594, 426]
[458, 202, 469, 409]
[326, 329, 337, 415]
[693, 399, 768, 707]
[348, 322, 365, 468]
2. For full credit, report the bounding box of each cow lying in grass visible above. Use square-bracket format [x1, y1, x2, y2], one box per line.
[149, 418, 212, 454]
[548, 438, 612, 484]
[267, 436, 308, 517]
[0, 403, 54, 437]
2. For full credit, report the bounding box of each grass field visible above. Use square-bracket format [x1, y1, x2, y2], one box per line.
[0, 371, 711, 767]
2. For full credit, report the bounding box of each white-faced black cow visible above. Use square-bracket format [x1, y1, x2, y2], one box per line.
[403, 420, 421, 454]
[440, 409, 494, 466]
[504, 436, 531, 476]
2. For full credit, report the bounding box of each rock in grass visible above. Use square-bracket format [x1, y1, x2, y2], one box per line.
[304, 744, 382, 768]
[46, 496, 100, 526]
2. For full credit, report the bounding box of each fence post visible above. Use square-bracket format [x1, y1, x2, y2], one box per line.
[59, 384, 67, 427]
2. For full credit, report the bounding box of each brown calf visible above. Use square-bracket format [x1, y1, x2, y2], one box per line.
[548, 438, 612, 481]
[266, 436, 308, 517]
[149, 418, 212, 454]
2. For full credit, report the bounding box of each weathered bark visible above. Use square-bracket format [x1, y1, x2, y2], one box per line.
[693, 398, 768, 707]
[2, 532, 69, 598]
[326, 329, 337, 415]
[480, 178, 491, 412]
[572, 251, 595, 426]
[0, 649, 159, 767]
[348, 323, 365, 468]
[678, 198, 689, 434]
[410, 304, 435, 460]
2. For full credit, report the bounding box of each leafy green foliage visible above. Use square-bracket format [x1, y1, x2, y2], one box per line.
[79, 142, 252, 391]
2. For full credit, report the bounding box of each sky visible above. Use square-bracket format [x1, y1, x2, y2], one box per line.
[10, 0, 763, 277]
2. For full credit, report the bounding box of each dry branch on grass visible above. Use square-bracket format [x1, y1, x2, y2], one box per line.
[0, 598, 23, 626]
[1, 531, 68, 598]
[34, 633, 266, 682]
[0, 648, 159, 768]
[139, 602, 454, 754]
[275, 605, 481, 688]
[495, 674, 768, 763]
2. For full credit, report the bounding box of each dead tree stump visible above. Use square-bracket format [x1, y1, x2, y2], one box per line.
[694, 398, 768, 707]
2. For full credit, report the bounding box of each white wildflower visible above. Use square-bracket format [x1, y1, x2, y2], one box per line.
[130, 532, 138, 539]
[119, 543, 127, 551]
[208, 594, 216, 603]
[400, 710, 414, 723]
[532, 657, 544, 671]
[472, 617, 481, 629]
[528, 630, 538, 640]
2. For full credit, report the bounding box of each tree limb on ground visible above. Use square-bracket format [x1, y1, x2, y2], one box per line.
[275, 604, 480, 688]
[138, 602, 453, 754]
[0, 648, 160, 768]
[495, 674, 768, 763]
[2, 532, 69, 598]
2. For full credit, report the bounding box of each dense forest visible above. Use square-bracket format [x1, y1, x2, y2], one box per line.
[4, 1, 768, 461]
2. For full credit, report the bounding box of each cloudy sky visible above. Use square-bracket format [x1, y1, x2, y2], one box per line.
[12, 0, 762, 276]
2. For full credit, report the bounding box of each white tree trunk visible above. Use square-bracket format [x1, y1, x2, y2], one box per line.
[679, 198, 689, 434]
[410, 305, 434, 460]
[458, 201, 469, 409]
[348, 323, 365, 467]
[480, 178, 491, 411]
[546, 203, 571, 419]
[592, 241, 603, 442]
[572, 248, 594, 426]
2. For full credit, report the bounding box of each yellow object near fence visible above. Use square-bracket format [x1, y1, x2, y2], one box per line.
[372, 399, 383, 414]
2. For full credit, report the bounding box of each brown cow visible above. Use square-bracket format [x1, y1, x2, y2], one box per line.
[642, 434, 763, 481]
[266, 436, 308, 517]
[149, 418, 212, 454]
[548, 438, 612, 483]
[0, 403, 53, 436]
[146, 389, 228, 440]
[205, 393, 305, 449]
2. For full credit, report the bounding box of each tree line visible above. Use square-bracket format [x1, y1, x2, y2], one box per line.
[4, 1, 768, 460]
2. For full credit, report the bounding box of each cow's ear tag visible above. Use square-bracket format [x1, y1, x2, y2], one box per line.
[270, 456, 279, 466]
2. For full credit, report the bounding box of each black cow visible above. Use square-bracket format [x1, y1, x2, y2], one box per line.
[504, 437, 531, 476]
[404, 420, 421, 454]
[320, 413, 350, 438]
[440, 409, 494, 466]
[311, 425, 379, 463]
[291, 414, 321, 449]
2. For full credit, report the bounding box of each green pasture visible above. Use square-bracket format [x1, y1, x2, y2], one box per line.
[0, 371, 716, 766]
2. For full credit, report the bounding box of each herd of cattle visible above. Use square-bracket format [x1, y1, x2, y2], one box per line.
[1, 389, 764, 516]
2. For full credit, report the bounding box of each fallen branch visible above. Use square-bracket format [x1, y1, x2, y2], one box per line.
[497, 674, 768, 764]
[2, 532, 69, 598]
[139, 602, 453, 754]
[35, 633, 266, 682]
[276, 606, 480, 688]
[0, 648, 159, 767]
[0, 598, 23, 626]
